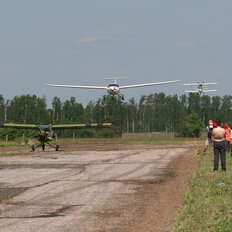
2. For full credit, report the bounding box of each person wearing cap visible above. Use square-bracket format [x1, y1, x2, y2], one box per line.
[203, 120, 214, 154]
[211, 122, 217, 143]
[230, 129, 232, 157]
[224, 124, 231, 153]
[212, 120, 226, 171]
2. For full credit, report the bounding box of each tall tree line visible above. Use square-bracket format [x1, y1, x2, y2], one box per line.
[0, 93, 232, 133]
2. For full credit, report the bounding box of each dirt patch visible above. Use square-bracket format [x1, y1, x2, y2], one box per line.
[127, 148, 199, 232]
[94, 147, 199, 232]
[60, 143, 195, 151]
[0, 187, 29, 201]
[0, 143, 196, 154]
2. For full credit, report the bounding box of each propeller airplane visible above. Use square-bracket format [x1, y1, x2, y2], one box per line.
[0, 123, 112, 151]
[47, 77, 180, 100]
[184, 82, 217, 95]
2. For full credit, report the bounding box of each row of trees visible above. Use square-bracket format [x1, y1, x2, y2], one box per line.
[0, 93, 232, 136]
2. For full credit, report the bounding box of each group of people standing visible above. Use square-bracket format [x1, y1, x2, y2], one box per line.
[204, 120, 231, 172]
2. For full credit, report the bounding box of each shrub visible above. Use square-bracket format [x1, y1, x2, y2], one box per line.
[176, 113, 203, 138]
[0, 128, 37, 140]
[100, 128, 117, 138]
[79, 129, 96, 138]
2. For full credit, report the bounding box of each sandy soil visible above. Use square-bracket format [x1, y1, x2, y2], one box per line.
[0, 144, 199, 232]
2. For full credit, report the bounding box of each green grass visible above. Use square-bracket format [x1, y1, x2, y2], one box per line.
[172, 148, 232, 232]
[0, 140, 28, 148]
[0, 132, 203, 148]
[127, 140, 188, 145]
[57, 132, 202, 145]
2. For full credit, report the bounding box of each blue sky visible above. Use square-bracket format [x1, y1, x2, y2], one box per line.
[1, 0, 232, 106]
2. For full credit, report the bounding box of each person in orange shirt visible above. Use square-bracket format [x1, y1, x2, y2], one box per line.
[230, 128, 232, 157]
[224, 124, 231, 153]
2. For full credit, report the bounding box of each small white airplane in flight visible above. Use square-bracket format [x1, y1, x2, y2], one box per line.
[184, 82, 217, 95]
[47, 77, 180, 100]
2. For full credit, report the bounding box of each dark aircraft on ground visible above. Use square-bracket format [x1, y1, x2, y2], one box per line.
[0, 123, 112, 151]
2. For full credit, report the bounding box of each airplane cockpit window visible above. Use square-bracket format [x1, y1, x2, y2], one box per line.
[39, 126, 51, 132]
[108, 84, 119, 87]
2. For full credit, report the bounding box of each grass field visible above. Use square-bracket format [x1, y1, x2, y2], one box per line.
[0, 141, 26, 148]
[172, 147, 232, 232]
[0, 132, 203, 156]
[0, 132, 205, 148]
[57, 132, 203, 145]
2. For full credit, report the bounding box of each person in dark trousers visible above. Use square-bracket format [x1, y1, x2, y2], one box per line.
[212, 120, 226, 171]
[203, 120, 214, 154]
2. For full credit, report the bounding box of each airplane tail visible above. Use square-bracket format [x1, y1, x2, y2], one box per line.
[104, 77, 128, 84]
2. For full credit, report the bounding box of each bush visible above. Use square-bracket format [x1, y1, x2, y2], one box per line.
[79, 129, 96, 138]
[0, 128, 37, 140]
[176, 113, 203, 138]
[100, 128, 117, 138]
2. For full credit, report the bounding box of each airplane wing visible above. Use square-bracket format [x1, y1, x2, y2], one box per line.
[0, 123, 112, 130]
[202, 82, 217, 85]
[47, 84, 107, 89]
[119, 80, 180, 89]
[184, 82, 217, 86]
[51, 123, 112, 130]
[184, 83, 199, 86]
[184, 90, 199, 93]
[203, 89, 217, 92]
[0, 123, 38, 130]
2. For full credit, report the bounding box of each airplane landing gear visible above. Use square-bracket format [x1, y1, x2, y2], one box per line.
[31, 142, 58, 151]
[104, 94, 124, 100]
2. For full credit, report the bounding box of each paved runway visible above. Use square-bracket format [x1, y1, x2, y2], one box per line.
[0, 147, 188, 232]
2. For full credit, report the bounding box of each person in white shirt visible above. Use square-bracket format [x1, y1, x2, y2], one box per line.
[203, 120, 214, 154]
